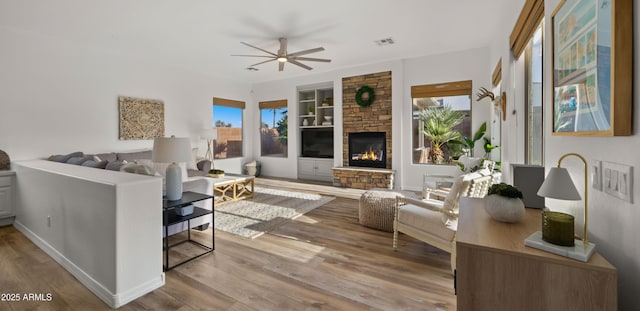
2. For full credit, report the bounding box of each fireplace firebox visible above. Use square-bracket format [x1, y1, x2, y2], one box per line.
[348, 132, 386, 168]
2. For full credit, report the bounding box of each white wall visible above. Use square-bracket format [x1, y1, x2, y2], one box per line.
[252, 48, 494, 190]
[251, 60, 405, 183]
[0, 26, 252, 172]
[14, 160, 163, 308]
[492, 0, 640, 308]
[402, 47, 493, 191]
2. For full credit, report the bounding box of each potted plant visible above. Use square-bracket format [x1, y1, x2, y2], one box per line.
[208, 169, 225, 178]
[484, 183, 525, 223]
[450, 121, 487, 157]
[307, 106, 315, 115]
[420, 105, 464, 164]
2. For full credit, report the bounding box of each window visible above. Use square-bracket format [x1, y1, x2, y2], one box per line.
[259, 100, 288, 157]
[411, 80, 472, 165]
[510, 0, 544, 165]
[525, 23, 544, 165]
[212, 97, 245, 159]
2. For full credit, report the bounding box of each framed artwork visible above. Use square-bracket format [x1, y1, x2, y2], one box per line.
[551, 0, 632, 136]
[118, 96, 165, 140]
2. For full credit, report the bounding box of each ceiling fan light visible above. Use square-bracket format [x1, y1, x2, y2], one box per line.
[277, 56, 288, 62]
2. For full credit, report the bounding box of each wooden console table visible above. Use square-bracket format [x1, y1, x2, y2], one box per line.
[456, 197, 617, 311]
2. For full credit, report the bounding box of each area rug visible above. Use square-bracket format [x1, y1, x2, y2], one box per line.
[214, 187, 335, 239]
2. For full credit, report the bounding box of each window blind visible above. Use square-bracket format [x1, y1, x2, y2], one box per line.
[410, 80, 472, 98]
[510, 0, 544, 58]
[213, 97, 245, 109]
[258, 99, 287, 109]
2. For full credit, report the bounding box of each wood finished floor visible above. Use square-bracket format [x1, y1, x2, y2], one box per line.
[0, 195, 456, 310]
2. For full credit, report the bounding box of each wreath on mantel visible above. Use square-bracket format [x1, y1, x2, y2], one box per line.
[355, 85, 376, 107]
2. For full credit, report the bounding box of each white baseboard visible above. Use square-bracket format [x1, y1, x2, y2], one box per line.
[13, 220, 164, 308]
[0, 216, 14, 226]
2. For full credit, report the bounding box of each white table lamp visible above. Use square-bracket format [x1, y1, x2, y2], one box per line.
[153, 136, 192, 201]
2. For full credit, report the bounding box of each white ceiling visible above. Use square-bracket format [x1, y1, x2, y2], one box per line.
[0, 0, 515, 84]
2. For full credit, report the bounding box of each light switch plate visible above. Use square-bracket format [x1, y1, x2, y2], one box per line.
[591, 160, 602, 191]
[603, 161, 633, 203]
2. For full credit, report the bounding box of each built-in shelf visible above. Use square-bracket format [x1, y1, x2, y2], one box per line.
[298, 87, 333, 129]
[298, 84, 335, 181]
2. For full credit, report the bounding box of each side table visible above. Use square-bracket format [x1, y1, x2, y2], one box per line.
[163, 191, 214, 271]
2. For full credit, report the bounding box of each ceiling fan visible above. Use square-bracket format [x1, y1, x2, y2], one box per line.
[232, 38, 331, 71]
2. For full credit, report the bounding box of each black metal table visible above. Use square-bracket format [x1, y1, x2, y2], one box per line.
[163, 191, 214, 271]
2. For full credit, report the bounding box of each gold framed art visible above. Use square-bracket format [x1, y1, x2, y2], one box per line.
[551, 0, 632, 136]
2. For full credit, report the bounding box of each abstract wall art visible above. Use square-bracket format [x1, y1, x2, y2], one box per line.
[118, 96, 165, 140]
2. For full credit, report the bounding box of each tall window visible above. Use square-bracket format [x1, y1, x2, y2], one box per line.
[525, 23, 544, 165]
[411, 80, 472, 165]
[212, 97, 244, 159]
[510, 0, 544, 165]
[259, 100, 288, 157]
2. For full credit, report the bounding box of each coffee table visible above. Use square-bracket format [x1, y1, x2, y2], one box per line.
[209, 173, 255, 205]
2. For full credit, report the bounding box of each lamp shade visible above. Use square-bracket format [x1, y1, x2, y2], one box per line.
[152, 136, 192, 163]
[200, 128, 218, 140]
[537, 167, 582, 200]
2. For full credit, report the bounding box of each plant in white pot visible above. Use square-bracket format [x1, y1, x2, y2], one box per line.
[484, 183, 525, 223]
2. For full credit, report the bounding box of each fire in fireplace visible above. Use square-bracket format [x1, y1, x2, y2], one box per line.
[348, 132, 386, 168]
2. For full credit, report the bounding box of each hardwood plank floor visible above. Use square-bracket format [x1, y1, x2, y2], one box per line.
[0, 192, 456, 310]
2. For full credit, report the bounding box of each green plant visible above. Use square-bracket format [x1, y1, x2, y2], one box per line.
[483, 137, 500, 158]
[488, 183, 523, 199]
[451, 122, 487, 157]
[273, 109, 288, 146]
[447, 141, 465, 160]
[307, 106, 314, 114]
[208, 169, 225, 174]
[420, 105, 464, 164]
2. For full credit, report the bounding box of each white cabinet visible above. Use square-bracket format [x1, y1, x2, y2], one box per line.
[298, 158, 333, 182]
[0, 172, 15, 226]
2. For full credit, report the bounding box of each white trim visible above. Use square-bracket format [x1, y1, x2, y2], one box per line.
[13, 220, 164, 308]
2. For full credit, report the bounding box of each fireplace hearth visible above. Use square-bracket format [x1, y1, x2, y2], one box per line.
[348, 132, 386, 168]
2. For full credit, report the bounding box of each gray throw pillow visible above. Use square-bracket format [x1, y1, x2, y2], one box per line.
[47, 151, 83, 163]
[67, 156, 90, 165]
[96, 152, 117, 162]
[120, 163, 159, 176]
[81, 160, 108, 169]
[105, 160, 128, 171]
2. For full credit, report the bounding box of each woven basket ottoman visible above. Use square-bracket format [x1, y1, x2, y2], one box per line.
[359, 189, 419, 232]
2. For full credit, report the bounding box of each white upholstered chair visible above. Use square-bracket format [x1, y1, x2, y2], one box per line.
[393, 175, 471, 273]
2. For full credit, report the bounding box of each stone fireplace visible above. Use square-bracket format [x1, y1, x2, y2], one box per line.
[333, 71, 394, 189]
[348, 132, 386, 168]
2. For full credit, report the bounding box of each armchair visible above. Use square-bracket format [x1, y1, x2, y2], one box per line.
[424, 171, 494, 200]
[393, 175, 471, 273]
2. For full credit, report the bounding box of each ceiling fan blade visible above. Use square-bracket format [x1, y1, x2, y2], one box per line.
[231, 54, 275, 58]
[287, 47, 325, 57]
[278, 38, 287, 56]
[279, 61, 285, 72]
[288, 59, 313, 70]
[240, 42, 277, 56]
[291, 57, 331, 63]
[251, 58, 276, 67]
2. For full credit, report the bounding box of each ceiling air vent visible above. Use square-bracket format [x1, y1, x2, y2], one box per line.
[374, 37, 395, 46]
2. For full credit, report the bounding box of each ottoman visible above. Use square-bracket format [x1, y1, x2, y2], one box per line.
[359, 189, 419, 232]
